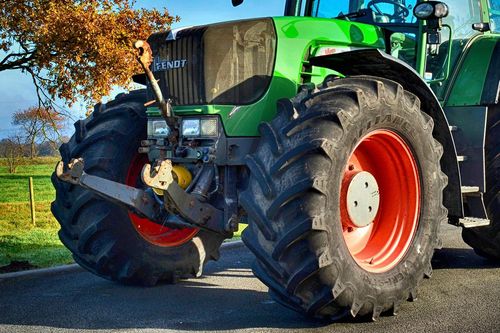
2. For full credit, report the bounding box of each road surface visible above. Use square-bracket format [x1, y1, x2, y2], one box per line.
[0, 224, 499, 333]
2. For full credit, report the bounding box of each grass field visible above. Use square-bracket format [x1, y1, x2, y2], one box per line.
[0, 157, 245, 272]
[0, 157, 73, 271]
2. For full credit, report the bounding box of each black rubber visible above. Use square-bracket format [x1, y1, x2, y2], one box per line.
[51, 90, 224, 286]
[241, 76, 448, 321]
[462, 110, 500, 260]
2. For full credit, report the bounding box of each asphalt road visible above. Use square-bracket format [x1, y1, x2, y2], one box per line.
[0, 224, 499, 333]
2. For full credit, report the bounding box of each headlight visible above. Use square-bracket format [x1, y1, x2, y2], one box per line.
[200, 118, 218, 136]
[181, 119, 201, 137]
[433, 3, 448, 18]
[413, 1, 448, 19]
[414, 3, 434, 18]
[181, 117, 218, 137]
[147, 119, 170, 138]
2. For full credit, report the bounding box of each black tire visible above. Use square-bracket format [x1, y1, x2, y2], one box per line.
[51, 90, 224, 286]
[241, 76, 448, 320]
[462, 112, 500, 260]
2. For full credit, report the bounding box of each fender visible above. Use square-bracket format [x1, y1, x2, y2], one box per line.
[309, 48, 462, 219]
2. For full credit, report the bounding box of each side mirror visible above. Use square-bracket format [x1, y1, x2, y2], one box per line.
[232, 0, 244, 7]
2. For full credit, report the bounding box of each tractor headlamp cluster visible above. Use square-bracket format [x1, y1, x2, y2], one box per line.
[413, 1, 449, 19]
[181, 117, 218, 138]
[147, 117, 219, 138]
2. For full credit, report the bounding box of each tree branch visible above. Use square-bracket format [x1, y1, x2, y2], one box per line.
[0, 51, 36, 71]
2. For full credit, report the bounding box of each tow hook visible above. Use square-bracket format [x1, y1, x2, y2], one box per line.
[141, 160, 226, 233]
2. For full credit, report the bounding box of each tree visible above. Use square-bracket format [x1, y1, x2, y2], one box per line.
[0, 1, 178, 106]
[12, 107, 65, 159]
[37, 135, 69, 156]
[0, 135, 24, 173]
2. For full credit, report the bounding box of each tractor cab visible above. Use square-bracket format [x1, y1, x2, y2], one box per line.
[282, 0, 494, 101]
[298, 0, 425, 72]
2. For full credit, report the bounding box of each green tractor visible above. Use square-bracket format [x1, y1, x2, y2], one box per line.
[53, 0, 500, 320]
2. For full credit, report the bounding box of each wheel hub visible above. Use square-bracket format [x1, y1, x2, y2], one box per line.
[340, 129, 421, 273]
[346, 171, 380, 228]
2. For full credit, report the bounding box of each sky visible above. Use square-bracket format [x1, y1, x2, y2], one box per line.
[0, 0, 284, 139]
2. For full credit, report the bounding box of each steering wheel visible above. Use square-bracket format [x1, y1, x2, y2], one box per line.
[367, 0, 410, 22]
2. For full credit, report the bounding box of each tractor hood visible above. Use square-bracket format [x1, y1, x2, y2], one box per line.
[147, 18, 277, 106]
[145, 17, 385, 137]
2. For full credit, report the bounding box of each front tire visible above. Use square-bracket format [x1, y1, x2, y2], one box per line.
[241, 76, 448, 320]
[51, 90, 224, 286]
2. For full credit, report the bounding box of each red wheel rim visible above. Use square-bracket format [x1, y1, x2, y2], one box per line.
[126, 154, 198, 247]
[340, 130, 421, 273]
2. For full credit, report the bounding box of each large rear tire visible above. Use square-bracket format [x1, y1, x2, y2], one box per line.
[241, 76, 447, 320]
[462, 111, 500, 260]
[51, 90, 224, 286]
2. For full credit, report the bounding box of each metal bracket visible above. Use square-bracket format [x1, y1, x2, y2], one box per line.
[142, 160, 227, 234]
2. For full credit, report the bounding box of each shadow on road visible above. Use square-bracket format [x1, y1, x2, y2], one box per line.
[432, 247, 500, 270]
[1, 241, 499, 331]
[0, 246, 328, 331]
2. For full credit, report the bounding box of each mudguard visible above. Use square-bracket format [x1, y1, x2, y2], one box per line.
[310, 49, 462, 218]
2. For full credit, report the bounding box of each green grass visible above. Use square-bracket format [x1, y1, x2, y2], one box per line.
[0, 229, 73, 268]
[0, 158, 70, 269]
[0, 158, 58, 203]
[0, 156, 59, 166]
[0, 157, 246, 271]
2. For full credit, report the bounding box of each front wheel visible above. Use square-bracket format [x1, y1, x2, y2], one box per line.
[51, 90, 225, 286]
[241, 76, 448, 320]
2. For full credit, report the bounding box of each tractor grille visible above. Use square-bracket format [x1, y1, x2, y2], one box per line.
[152, 27, 206, 105]
[148, 18, 276, 106]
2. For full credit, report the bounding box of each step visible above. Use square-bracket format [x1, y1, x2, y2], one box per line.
[461, 186, 480, 193]
[459, 217, 490, 228]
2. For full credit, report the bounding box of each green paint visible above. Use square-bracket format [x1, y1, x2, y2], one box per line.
[480, 0, 490, 24]
[415, 17, 426, 76]
[145, 2, 500, 137]
[148, 17, 385, 137]
[446, 36, 497, 107]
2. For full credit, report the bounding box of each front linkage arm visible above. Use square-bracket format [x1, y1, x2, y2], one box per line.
[56, 158, 230, 237]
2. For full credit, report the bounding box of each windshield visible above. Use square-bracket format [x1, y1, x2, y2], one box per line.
[491, 0, 500, 32]
[313, 0, 418, 24]
[442, 0, 482, 38]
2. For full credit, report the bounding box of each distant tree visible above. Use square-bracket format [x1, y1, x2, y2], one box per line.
[37, 135, 69, 156]
[12, 107, 65, 159]
[0, 135, 24, 173]
[0, 0, 178, 107]
[37, 141, 57, 156]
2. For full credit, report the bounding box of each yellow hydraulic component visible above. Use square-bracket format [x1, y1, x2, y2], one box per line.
[152, 187, 164, 195]
[172, 165, 192, 189]
[152, 164, 192, 195]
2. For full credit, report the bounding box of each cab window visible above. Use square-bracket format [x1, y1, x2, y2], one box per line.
[312, 0, 418, 24]
[443, 0, 481, 39]
[490, 0, 500, 32]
